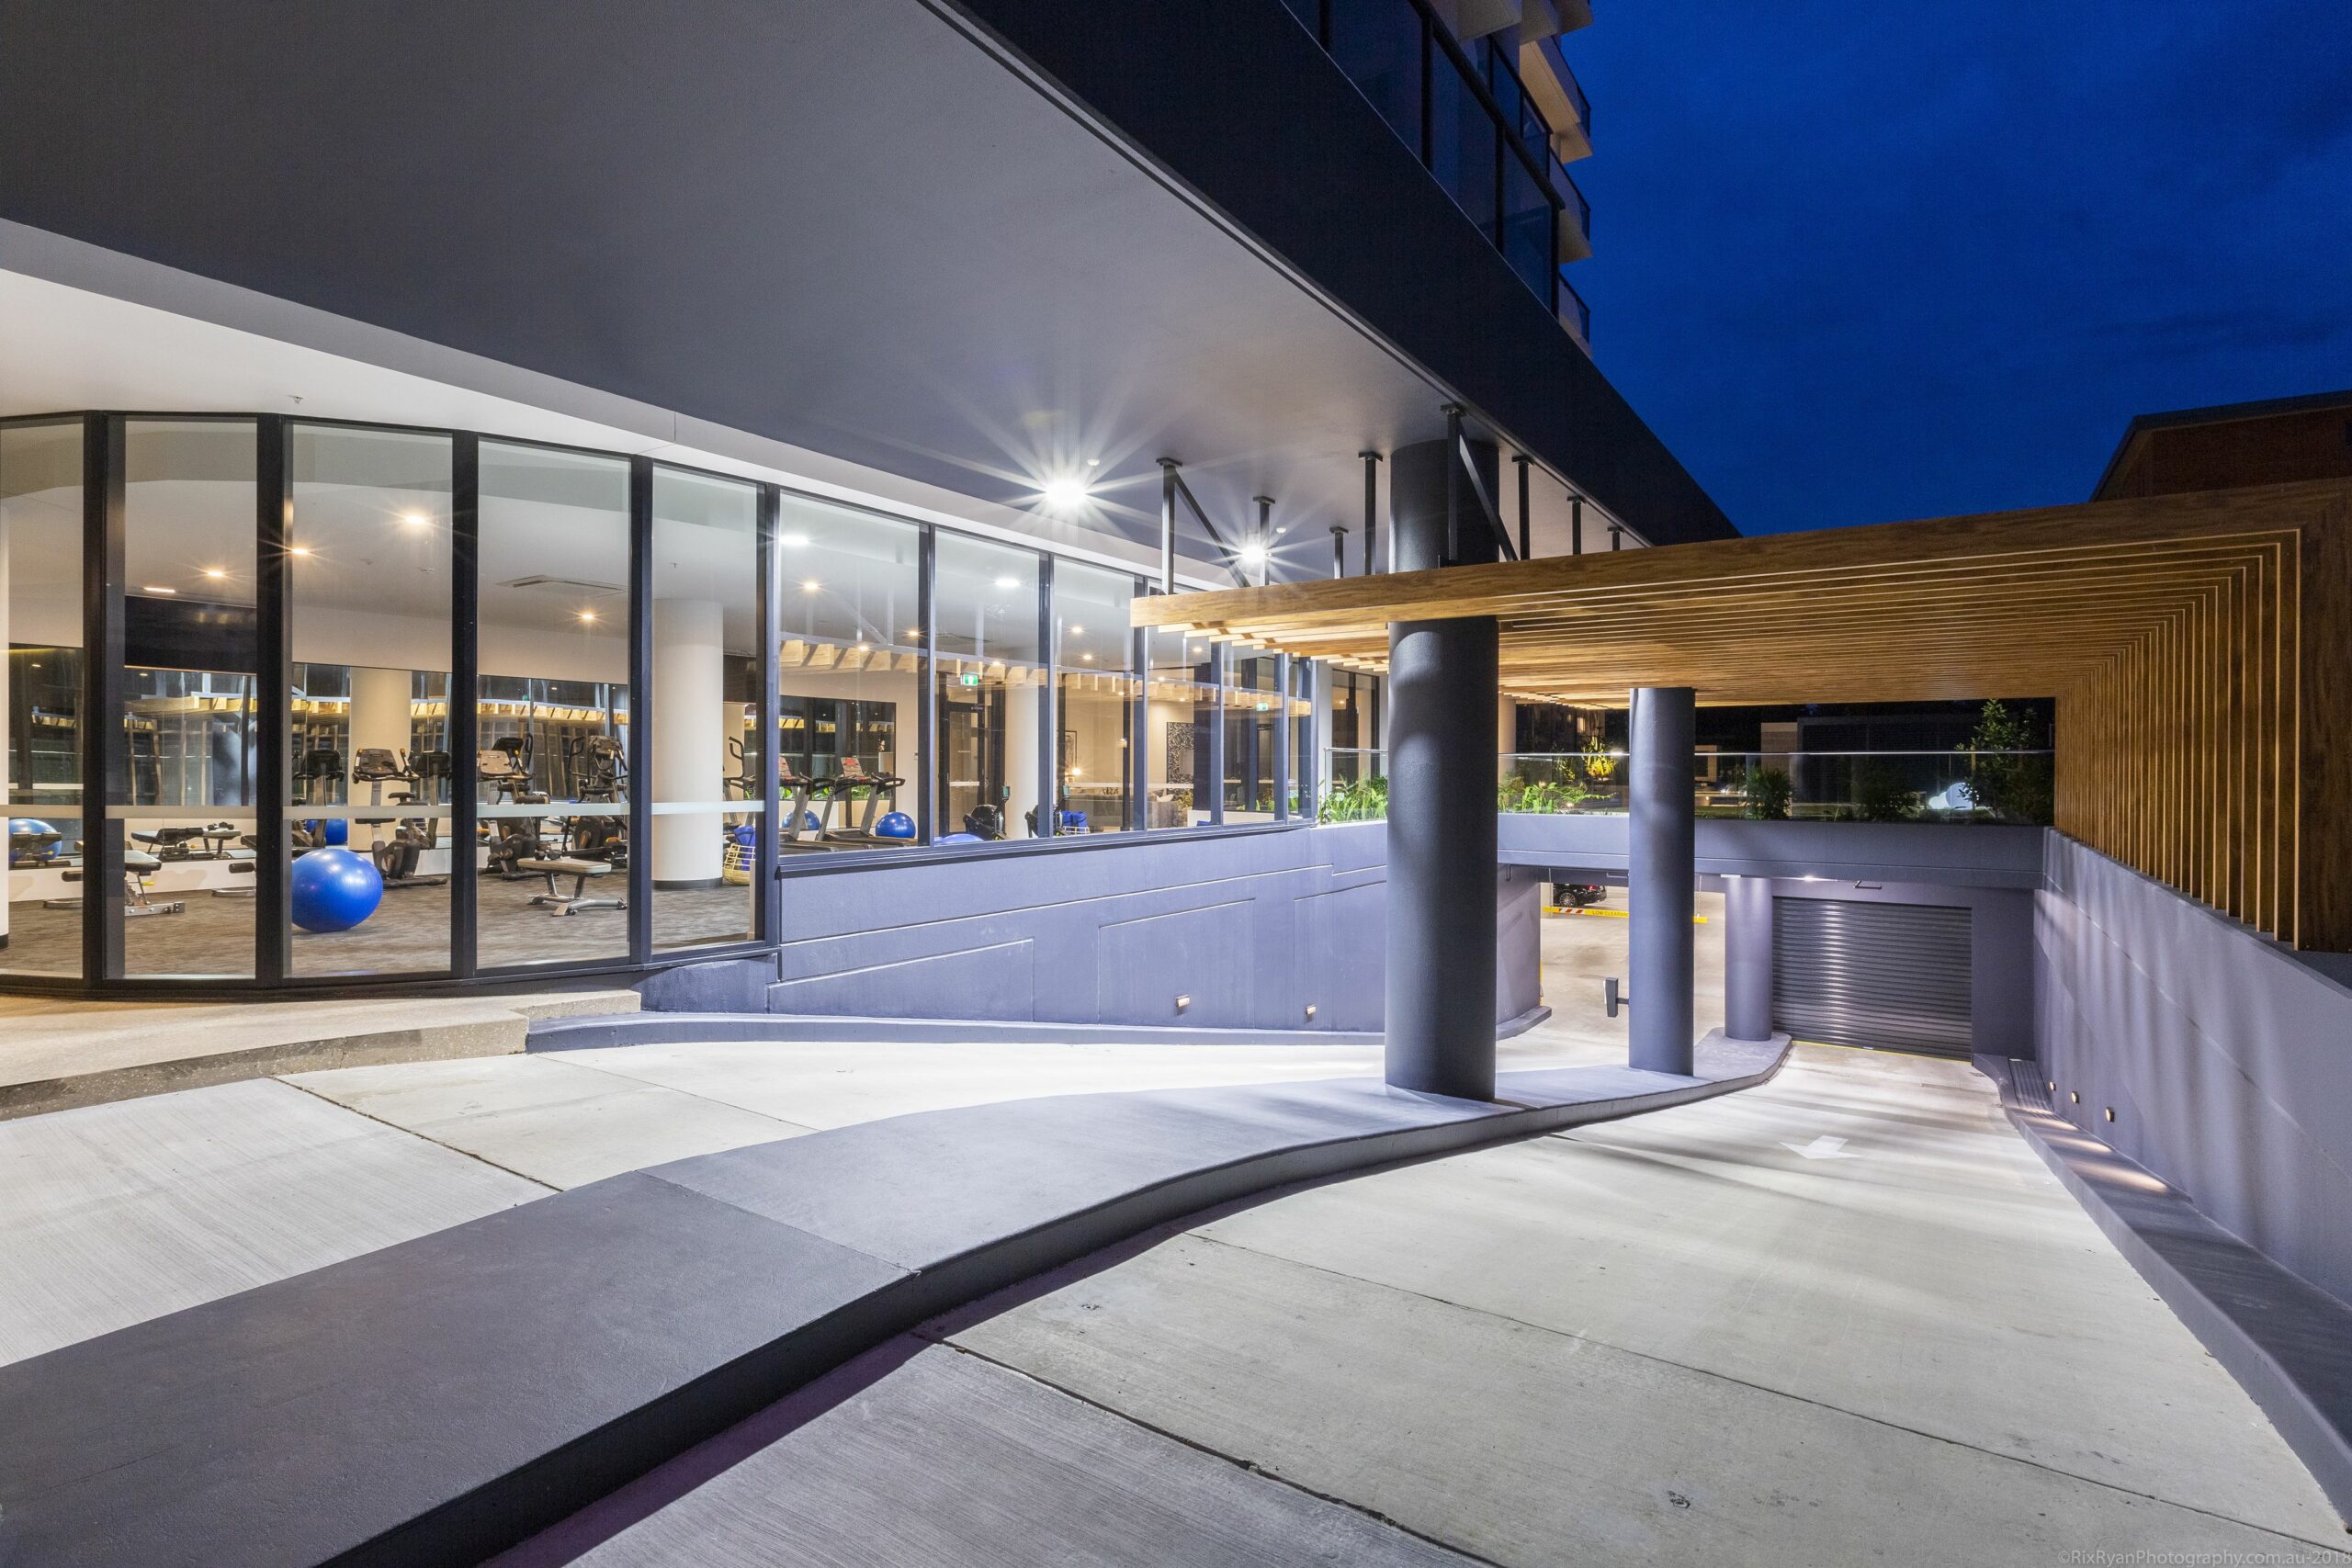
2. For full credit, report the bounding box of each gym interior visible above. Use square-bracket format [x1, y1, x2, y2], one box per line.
[0, 414, 1329, 992]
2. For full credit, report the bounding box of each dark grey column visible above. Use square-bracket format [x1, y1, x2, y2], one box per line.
[1629, 685, 1696, 1075]
[1384, 435, 1499, 1100]
[1724, 874, 1774, 1042]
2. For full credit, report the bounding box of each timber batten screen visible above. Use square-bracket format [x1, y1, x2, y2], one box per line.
[1134, 479, 2352, 951]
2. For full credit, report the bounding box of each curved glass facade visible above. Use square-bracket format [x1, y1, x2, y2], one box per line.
[0, 412, 1324, 994]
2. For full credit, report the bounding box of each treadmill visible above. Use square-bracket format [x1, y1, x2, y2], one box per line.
[775, 759, 835, 854]
[819, 757, 909, 848]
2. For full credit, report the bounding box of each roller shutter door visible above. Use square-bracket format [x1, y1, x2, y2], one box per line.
[1771, 897, 1973, 1056]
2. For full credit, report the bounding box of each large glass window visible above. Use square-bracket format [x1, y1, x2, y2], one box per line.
[1144, 625, 1217, 829]
[651, 467, 761, 949]
[119, 419, 258, 978]
[0, 421, 85, 976]
[933, 536, 1042, 840]
[1054, 564, 1137, 835]
[775, 495, 922, 854]
[1330, 668, 1384, 785]
[286, 425, 454, 976]
[1328, 0, 1425, 154]
[1430, 41, 1498, 241]
[476, 443, 631, 969]
[1227, 653, 1283, 821]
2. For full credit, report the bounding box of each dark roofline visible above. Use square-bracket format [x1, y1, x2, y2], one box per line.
[2094, 386, 2352, 500]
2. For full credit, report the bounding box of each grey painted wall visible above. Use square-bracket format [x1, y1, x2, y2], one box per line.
[2036, 833, 2352, 1307]
[1499, 814, 2045, 888]
[642, 824, 1542, 1033]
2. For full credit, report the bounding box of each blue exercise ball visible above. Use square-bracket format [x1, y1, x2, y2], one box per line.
[936, 831, 980, 845]
[803, 810, 823, 832]
[875, 810, 916, 840]
[290, 847, 382, 932]
[9, 819, 57, 857]
[303, 817, 349, 846]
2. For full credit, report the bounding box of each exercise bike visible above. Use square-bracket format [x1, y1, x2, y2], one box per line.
[350, 747, 449, 889]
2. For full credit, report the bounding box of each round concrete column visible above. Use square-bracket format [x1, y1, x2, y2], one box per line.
[1382, 434, 1500, 1100]
[348, 665, 414, 849]
[1006, 679, 1041, 836]
[651, 598, 724, 886]
[1629, 685, 1697, 1075]
[1724, 874, 1775, 1042]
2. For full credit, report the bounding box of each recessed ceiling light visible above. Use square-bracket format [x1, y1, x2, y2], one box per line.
[907, 627, 922, 637]
[802, 579, 821, 593]
[1069, 625, 1085, 635]
[400, 511, 429, 528]
[994, 575, 1019, 589]
[781, 533, 809, 547]
[289, 546, 312, 557]
[201, 567, 227, 580]
[577, 610, 598, 623]
[1040, 477, 1088, 512]
[1080, 652, 1094, 662]
[1238, 543, 1269, 567]
[143, 585, 177, 594]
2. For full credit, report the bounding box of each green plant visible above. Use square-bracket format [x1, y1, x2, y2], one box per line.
[1959, 699, 2053, 824]
[1317, 774, 1388, 823]
[1854, 761, 1925, 822]
[1577, 735, 1618, 787]
[1498, 772, 1591, 814]
[1741, 767, 1793, 820]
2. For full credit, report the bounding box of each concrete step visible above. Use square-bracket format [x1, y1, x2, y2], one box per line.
[0, 988, 639, 1120]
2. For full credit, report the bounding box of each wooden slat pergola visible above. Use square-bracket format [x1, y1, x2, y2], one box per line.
[1135, 479, 2350, 952]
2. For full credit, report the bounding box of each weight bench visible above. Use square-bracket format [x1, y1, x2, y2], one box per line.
[518, 856, 624, 916]
[58, 851, 185, 917]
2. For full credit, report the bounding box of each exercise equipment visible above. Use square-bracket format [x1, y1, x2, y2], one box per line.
[565, 735, 628, 802]
[563, 814, 628, 868]
[289, 847, 382, 932]
[351, 748, 448, 889]
[480, 817, 545, 880]
[518, 855, 624, 916]
[962, 804, 1004, 841]
[874, 811, 915, 840]
[479, 738, 549, 805]
[820, 759, 908, 848]
[936, 832, 981, 846]
[9, 820, 60, 867]
[775, 761, 835, 854]
[725, 737, 761, 801]
[58, 851, 186, 918]
[130, 822, 239, 861]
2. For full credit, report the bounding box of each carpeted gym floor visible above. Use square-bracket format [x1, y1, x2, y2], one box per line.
[0, 875, 752, 979]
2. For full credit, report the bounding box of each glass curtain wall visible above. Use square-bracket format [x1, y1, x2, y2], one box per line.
[1053, 563, 1136, 834]
[1227, 653, 1283, 820]
[286, 424, 454, 976]
[933, 535, 1041, 840]
[650, 467, 761, 949]
[119, 419, 258, 978]
[774, 495, 922, 852]
[1144, 625, 1217, 829]
[1330, 669, 1384, 784]
[476, 443, 631, 969]
[0, 421, 85, 976]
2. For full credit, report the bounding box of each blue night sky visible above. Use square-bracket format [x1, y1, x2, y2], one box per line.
[1567, 2, 2352, 536]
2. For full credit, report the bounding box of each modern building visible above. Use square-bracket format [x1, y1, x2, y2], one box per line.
[0, 0, 1717, 998]
[4, 5, 2352, 1564]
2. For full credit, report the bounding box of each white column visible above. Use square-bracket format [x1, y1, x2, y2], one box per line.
[652, 598, 724, 884]
[1496, 694, 1518, 760]
[1006, 677, 1041, 837]
[347, 665, 413, 847]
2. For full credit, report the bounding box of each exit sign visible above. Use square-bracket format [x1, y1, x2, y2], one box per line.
[959, 672, 981, 687]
